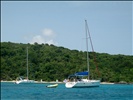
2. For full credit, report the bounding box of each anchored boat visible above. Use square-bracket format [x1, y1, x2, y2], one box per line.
[46, 84, 58, 88]
[65, 20, 100, 88]
[15, 47, 34, 84]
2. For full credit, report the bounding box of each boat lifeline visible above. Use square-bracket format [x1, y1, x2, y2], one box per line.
[65, 20, 100, 88]
[15, 47, 34, 84]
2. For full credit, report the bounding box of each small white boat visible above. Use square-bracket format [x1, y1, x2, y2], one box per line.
[46, 84, 58, 88]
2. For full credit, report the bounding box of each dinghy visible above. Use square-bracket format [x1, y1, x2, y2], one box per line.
[46, 84, 58, 88]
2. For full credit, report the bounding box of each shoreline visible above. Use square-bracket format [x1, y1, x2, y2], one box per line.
[0, 80, 64, 84]
[1, 81, 132, 85]
[100, 82, 115, 84]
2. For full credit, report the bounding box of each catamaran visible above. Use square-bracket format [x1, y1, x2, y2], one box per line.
[65, 20, 100, 88]
[15, 47, 34, 84]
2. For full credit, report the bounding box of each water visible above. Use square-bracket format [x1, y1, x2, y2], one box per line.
[1, 82, 133, 100]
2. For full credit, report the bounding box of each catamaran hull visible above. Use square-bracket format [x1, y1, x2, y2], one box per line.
[65, 80, 100, 88]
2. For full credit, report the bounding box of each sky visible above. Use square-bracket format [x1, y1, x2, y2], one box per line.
[1, 1, 133, 55]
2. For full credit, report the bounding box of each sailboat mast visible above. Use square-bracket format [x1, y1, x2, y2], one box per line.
[27, 47, 29, 80]
[85, 20, 90, 80]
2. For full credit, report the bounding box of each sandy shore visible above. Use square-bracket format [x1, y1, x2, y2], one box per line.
[2, 81, 132, 84]
[0, 80, 64, 84]
[1, 80, 16, 83]
[1, 81, 114, 84]
[35, 81, 64, 84]
[100, 82, 115, 84]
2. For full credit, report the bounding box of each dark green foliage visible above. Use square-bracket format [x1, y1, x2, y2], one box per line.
[1, 42, 133, 83]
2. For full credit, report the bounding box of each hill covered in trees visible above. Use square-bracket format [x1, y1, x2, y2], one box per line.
[1, 42, 133, 83]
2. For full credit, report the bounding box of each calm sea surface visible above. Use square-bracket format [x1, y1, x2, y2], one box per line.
[1, 82, 133, 100]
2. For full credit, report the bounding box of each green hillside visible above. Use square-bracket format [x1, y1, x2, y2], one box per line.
[1, 42, 133, 83]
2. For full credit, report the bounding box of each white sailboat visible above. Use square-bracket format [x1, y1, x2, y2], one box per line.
[15, 47, 34, 84]
[65, 20, 100, 88]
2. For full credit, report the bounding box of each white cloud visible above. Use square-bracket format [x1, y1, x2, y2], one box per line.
[29, 28, 58, 45]
[42, 28, 55, 37]
[46, 39, 58, 45]
[30, 35, 45, 44]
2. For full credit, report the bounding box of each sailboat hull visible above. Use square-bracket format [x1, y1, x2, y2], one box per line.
[15, 79, 34, 84]
[15, 77, 34, 84]
[65, 79, 100, 88]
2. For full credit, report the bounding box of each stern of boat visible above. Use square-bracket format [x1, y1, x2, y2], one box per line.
[65, 82, 77, 88]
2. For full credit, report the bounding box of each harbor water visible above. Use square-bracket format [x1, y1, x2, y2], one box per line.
[1, 82, 133, 100]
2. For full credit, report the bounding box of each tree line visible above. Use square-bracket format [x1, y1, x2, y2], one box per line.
[1, 42, 133, 83]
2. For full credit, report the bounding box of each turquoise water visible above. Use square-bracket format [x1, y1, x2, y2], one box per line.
[1, 82, 133, 100]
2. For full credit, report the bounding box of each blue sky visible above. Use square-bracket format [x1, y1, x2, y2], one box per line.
[1, 1, 133, 55]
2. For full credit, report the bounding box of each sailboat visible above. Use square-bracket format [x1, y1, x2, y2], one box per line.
[15, 47, 34, 84]
[65, 20, 100, 88]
